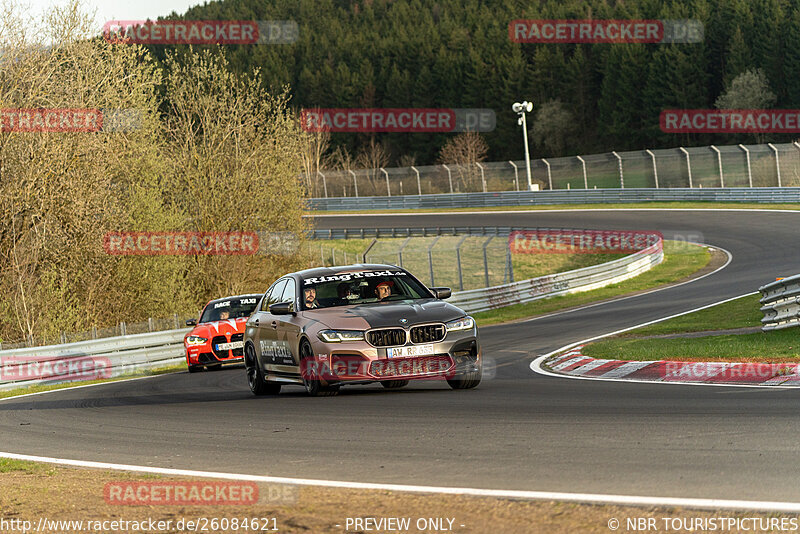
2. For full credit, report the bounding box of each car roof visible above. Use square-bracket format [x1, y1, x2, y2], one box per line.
[290, 264, 404, 279]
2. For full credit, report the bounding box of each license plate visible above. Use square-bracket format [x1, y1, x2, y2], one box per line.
[215, 341, 243, 351]
[387, 344, 434, 358]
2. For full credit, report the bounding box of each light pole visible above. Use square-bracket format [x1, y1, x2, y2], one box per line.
[512, 101, 534, 190]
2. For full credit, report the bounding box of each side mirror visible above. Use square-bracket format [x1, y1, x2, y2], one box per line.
[430, 287, 451, 299]
[269, 302, 295, 315]
[185, 318, 197, 326]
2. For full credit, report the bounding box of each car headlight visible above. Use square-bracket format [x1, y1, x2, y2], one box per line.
[186, 335, 208, 346]
[318, 330, 365, 343]
[445, 316, 474, 332]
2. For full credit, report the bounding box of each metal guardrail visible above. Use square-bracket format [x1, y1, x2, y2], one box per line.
[310, 187, 800, 211]
[0, 235, 664, 391]
[311, 225, 584, 240]
[759, 275, 800, 331]
[0, 328, 190, 391]
[450, 241, 663, 314]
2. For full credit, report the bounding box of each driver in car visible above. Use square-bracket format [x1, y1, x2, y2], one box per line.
[375, 280, 393, 301]
[304, 287, 320, 309]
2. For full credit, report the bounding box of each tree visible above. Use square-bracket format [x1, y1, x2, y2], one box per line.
[530, 100, 578, 157]
[437, 132, 489, 192]
[715, 68, 776, 109]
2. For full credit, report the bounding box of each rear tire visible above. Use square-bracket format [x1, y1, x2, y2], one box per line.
[246, 344, 281, 396]
[380, 380, 409, 389]
[300, 339, 339, 397]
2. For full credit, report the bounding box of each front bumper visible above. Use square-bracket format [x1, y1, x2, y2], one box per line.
[309, 330, 480, 383]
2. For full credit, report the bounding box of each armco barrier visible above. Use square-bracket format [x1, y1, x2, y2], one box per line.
[0, 235, 664, 391]
[448, 241, 663, 313]
[310, 187, 800, 211]
[759, 274, 800, 331]
[0, 329, 189, 391]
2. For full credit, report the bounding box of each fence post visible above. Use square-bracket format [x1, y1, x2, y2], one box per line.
[612, 151, 624, 188]
[397, 236, 411, 268]
[576, 155, 588, 189]
[645, 149, 659, 188]
[362, 238, 377, 263]
[92, 325, 98, 339]
[442, 164, 454, 193]
[739, 144, 753, 187]
[679, 147, 692, 188]
[506, 248, 514, 283]
[455, 235, 468, 291]
[173, 313, 178, 330]
[768, 143, 782, 187]
[148, 317, 153, 332]
[349, 170, 358, 197]
[381, 167, 390, 196]
[426, 236, 441, 286]
[482, 236, 493, 287]
[120, 321, 127, 336]
[509, 161, 519, 191]
[476, 162, 486, 192]
[710, 145, 724, 187]
[318, 171, 328, 198]
[542, 159, 553, 190]
[411, 166, 421, 195]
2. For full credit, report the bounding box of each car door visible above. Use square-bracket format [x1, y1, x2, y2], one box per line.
[275, 277, 303, 370]
[252, 279, 286, 367]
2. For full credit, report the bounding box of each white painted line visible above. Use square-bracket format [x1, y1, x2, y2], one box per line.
[0, 372, 182, 403]
[1, 451, 799, 512]
[529, 293, 800, 389]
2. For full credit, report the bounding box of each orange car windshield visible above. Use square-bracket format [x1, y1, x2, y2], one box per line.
[200, 297, 259, 323]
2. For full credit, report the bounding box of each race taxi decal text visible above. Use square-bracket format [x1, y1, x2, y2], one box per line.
[303, 270, 407, 285]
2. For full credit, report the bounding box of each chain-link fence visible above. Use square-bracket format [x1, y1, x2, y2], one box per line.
[307, 142, 800, 197]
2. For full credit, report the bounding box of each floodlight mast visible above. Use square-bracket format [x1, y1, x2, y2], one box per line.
[513, 101, 534, 190]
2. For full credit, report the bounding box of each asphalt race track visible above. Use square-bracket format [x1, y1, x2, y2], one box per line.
[3, 209, 800, 503]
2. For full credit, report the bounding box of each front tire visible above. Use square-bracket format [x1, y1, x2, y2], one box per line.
[380, 380, 409, 389]
[300, 339, 339, 397]
[447, 359, 482, 390]
[187, 364, 203, 373]
[245, 344, 281, 396]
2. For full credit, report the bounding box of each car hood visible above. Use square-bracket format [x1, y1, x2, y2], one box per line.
[187, 317, 248, 338]
[302, 299, 466, 329]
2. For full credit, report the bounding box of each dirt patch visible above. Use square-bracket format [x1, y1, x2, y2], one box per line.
[0, 464, 794, 533]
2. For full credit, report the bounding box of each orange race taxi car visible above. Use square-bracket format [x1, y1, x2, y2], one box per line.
[243, 264, 481, 396]
[184, 294, 261, 372]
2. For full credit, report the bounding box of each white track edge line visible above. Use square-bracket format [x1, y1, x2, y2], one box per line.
[0, 371, 181, 403]
[1, 451, 799, 512]
[527, 292, 800, 389]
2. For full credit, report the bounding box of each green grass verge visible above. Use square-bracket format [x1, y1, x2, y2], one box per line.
[0, 364, 185, 400]
[580, 293, 800, 363]
[0, 458, 56, 475]
[616, 293, 761, 336]
[311, 201, 800, 216]
[474, 240, 711, 326]
[582, 329, 800, 363]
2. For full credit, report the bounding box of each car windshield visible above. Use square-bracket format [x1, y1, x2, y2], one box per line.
[200, 296, 259, 323]
[300, 269, 432, 310]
